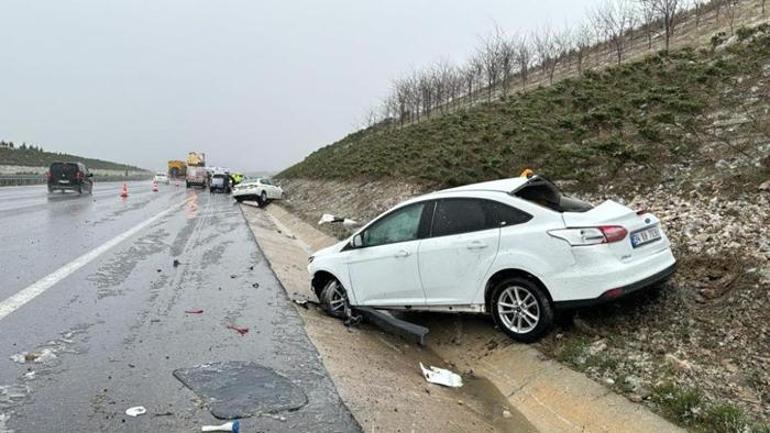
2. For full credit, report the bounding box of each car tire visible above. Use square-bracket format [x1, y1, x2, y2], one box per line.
[490, 277, 553, 343]
[77, 186, 83, 195]
[319, 278, 349, 319]
[235, 196, 244, 203]
[186, 181, 190, 188]
[259, 191, 267, 207]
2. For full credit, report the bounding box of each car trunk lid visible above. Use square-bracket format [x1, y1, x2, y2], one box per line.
[562, 200, 664, 262]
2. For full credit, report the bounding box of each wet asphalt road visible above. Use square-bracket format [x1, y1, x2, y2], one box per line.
[0, 181, 359, 432]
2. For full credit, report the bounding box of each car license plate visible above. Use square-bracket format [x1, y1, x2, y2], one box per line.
[631, 226, 661, 248]
[58, 180, 69, 184]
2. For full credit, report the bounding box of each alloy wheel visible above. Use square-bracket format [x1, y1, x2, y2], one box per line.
[497, 285, 540, 334]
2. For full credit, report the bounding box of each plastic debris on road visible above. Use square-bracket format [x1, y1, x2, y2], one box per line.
[173, 361, 307, 419]
[125, 406, 147, 417]
[202, 420, 240, 432]
[420, 362, 463, 388]
[9, 349, 57, 364]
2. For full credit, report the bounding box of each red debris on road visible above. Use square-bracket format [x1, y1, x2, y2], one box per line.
[226, 324, 249, 336]
[185, 309, 204, 314]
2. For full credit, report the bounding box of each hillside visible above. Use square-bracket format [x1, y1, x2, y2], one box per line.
[281, 24, 770, 194]
[277, 24, 770, 433]
[0, 144, 146, 172]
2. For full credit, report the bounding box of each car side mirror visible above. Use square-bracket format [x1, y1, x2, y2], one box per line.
[87, 173, 94, 177]
[351, 234, 363, 248]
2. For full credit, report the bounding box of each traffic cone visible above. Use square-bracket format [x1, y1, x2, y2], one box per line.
[152, 180, 159, 192]
[120, 183, 128, 198]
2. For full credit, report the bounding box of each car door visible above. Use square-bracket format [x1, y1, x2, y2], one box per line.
[417, 198, 504, 306]
[346, 202, 430, 307]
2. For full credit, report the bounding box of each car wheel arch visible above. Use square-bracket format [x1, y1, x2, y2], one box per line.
[484, 268, 553, 313]
[311, 270, 344, 300]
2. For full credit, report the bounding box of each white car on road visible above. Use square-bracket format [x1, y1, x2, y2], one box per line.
[308, 175, 676, 342]
[232, 177, 283, 205]
[153, 172, 170, 184]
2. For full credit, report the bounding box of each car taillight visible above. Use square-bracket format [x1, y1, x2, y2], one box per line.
[598, 225, 628, 243]
[548, 225, 628, 246]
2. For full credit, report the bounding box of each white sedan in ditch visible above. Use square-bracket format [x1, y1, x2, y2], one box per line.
[308, 175, 676, 342]
[232, 177, 283, 204]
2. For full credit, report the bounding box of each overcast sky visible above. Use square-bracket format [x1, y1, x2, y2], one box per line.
[1, 0, 595, 172]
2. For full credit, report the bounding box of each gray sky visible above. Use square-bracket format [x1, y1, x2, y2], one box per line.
[1, 0, 595, 172]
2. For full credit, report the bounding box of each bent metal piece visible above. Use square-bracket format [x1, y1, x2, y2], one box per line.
[353, 307, 429, 346]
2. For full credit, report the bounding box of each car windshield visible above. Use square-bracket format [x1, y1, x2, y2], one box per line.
[512, 176, 593, 213]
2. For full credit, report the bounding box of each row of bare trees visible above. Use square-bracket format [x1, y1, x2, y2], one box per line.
[365, 0, 763, 128]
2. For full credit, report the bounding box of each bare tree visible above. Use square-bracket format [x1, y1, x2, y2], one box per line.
[534, 27, 565, 84]
[515, 36, 532, 89]
[573, 24, 594, 74]
[555, 27, 574, 73]
[724, 0, 738, 34]
[641, 0, 681, 51]
[592, 0, 637, 65]
[499, 32, 518, 96]
[692, 0, 703, 27]
[462, 56, 484, 104]
[639, 0, 657, 49]
[479, 32, 503, 100]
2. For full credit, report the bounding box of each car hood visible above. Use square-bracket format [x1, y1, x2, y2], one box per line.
[312, 240, 349, 258]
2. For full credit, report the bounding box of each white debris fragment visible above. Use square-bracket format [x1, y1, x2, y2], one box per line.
[318, 213, 358, 226]
[419, 362, 463, 388]
[125, 406, 147, 417]
[9, 349, 57, 364]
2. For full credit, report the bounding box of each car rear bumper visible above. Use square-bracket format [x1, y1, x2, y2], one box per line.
[553, 262, 676, 309]
[48, 183, 82, 190]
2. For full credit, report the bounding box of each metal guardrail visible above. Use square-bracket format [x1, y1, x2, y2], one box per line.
[0, 175, 43, 186]
[0, 175, 152, 187]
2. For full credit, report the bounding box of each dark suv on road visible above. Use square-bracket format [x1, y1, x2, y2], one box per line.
[46, 162, 94, 194]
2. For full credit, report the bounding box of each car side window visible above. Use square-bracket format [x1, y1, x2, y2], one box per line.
[484, 200, 532, 227]
[363, 203, 426, 247]
[431, 198, 493, 237]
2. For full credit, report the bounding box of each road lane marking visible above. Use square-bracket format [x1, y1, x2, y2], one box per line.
[0, 198, 192, 322]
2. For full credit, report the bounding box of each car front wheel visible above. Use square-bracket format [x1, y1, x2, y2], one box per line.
[490, 277, 553, 343]
[319, 279, 349, 319]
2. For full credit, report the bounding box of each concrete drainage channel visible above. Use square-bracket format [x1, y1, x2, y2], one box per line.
[241, 202, 686, 433]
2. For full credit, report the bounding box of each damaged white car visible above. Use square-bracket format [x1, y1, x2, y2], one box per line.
[308, 175, 676, 342]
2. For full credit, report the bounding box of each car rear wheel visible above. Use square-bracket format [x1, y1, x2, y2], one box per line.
[490, 277, 553, 343]
[319, 279, 349, 319]
[259, 191, 267, 207]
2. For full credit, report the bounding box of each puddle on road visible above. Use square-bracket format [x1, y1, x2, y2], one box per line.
[173, 361, 308, 420]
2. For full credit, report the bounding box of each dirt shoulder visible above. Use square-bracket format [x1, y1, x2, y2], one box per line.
[244, 201, 686, 433]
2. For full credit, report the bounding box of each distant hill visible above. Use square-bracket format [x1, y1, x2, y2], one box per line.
[0, 143, 146, 172]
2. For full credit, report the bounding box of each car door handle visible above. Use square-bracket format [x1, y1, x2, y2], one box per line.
[466, 241, 488, 250]
[394, 249, 411, 258]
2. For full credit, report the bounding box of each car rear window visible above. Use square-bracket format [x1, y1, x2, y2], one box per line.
[513, 177, 593, 213]
[50, 163, 79, 177]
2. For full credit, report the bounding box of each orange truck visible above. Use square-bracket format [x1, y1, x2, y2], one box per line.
[167, 160, 187, 178]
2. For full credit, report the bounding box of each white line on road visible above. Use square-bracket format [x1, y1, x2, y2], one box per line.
[0, 198, 192, 322]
